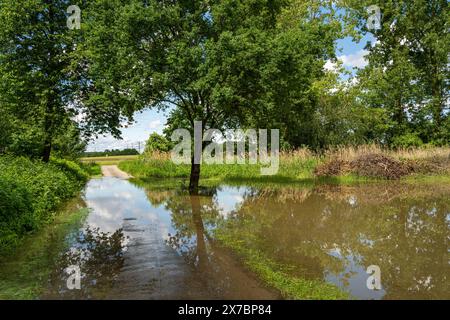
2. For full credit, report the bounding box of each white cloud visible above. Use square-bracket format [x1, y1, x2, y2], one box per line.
[149, 119, 162, 129]
[338, 49, 369, 69]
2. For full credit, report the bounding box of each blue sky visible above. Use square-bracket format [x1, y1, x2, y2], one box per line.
[87, 34, 374, 152]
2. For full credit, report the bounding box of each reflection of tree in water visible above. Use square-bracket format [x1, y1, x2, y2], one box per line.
[48, 227, 126, 299]
[222, 185, 449, 299]
[143, 184, 448, 299]
[163, 188, 222, 269]
[147, 187, 253, 295]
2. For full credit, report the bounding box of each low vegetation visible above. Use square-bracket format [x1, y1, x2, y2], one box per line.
[119, 146, 450, 184]
[81, 155, 139, 166]
[315, 145, 450, 180]
[214, 221, 349, 300]
[0, 156, 97, 254]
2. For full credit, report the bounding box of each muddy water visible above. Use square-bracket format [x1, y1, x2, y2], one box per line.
[224, 183, 450, 299]
[42, 178, 279, 299]
[1, 178, 449, 299]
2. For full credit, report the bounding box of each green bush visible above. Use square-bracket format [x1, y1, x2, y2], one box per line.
[50, 158, 89, 182]
[145, 133, 172, 153]
[0, 156, 90, 254]
[391, 133, 424, 149]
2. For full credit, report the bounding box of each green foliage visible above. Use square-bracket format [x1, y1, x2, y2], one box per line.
[391, 133, 424, 149]
[81, 162, 102, 176]
[0, 156, 90, 254]
[145, 133, 172, 153]
[50, 158, 90, 182]
[77, 0, 340, 171]
[344, 0, 449, 146]
[0, 0, 85, 161]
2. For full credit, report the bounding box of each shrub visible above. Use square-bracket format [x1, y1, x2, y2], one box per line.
[50, 158, 89, 182]
[145, 133, 172, 153]
[391, 133, 423, 149]
[0, 156, 90, 254]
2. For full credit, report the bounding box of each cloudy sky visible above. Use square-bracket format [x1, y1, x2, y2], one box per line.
[87, 34, 374, 152]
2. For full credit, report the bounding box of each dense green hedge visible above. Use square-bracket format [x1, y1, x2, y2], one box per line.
[0, 156, 91, 254]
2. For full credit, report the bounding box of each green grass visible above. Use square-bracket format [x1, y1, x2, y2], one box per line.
[118, 145, 450, 185]
[81, 155, 139, 165]
[0, 156, 94, 254]
[119, 156, 319, 182]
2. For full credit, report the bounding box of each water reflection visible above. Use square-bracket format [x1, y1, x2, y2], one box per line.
[221, 184, 450, 299]
[41, 178, 449, 299]
[44, 178, 276, 299]
[46, 227, 126, 299]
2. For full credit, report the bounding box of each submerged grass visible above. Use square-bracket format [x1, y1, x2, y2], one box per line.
[214, 227, 349, 300]
[0, 205, 88, 299]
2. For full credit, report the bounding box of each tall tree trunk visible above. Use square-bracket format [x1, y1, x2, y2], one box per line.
[41, 109, 53, 163]
[42, 138, 52, 163]
[189, 158, 201, 194]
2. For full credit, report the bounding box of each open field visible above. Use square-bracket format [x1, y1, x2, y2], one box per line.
[80, 155, 139, 166]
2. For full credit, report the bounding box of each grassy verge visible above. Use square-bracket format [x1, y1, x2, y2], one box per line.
[119, 150, 318, 182]
[119, 146, 450, 184]
[0, 156, 96, 255]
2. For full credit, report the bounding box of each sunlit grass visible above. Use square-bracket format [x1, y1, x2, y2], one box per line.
[80, 155, 139, 165]
[119, 146, 450, 183]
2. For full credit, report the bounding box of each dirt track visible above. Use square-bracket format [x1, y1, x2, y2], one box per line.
[101, 165, 133, 179]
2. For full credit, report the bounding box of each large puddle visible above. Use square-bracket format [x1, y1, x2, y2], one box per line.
[1, 177, 449, 299]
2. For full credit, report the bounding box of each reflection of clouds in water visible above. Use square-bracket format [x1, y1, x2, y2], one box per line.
[325, 253, 386, 300]
[215, 186, 248, 218]
[112, 191, 134, 200]
[83, 177, 176, 246]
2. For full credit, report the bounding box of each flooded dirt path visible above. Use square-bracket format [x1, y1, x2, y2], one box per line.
[101, 165, 133, 179]
[42, 177, 279, 299]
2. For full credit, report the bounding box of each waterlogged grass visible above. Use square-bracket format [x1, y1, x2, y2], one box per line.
[214, 229, 349, 300]
[0, 205, 88, 299]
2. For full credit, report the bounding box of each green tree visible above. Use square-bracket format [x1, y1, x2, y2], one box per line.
[77, 0, 340, 191]
[145, 132, 172, 153]
[0, 0, 84, 161]
[344, 0, 449, 145]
